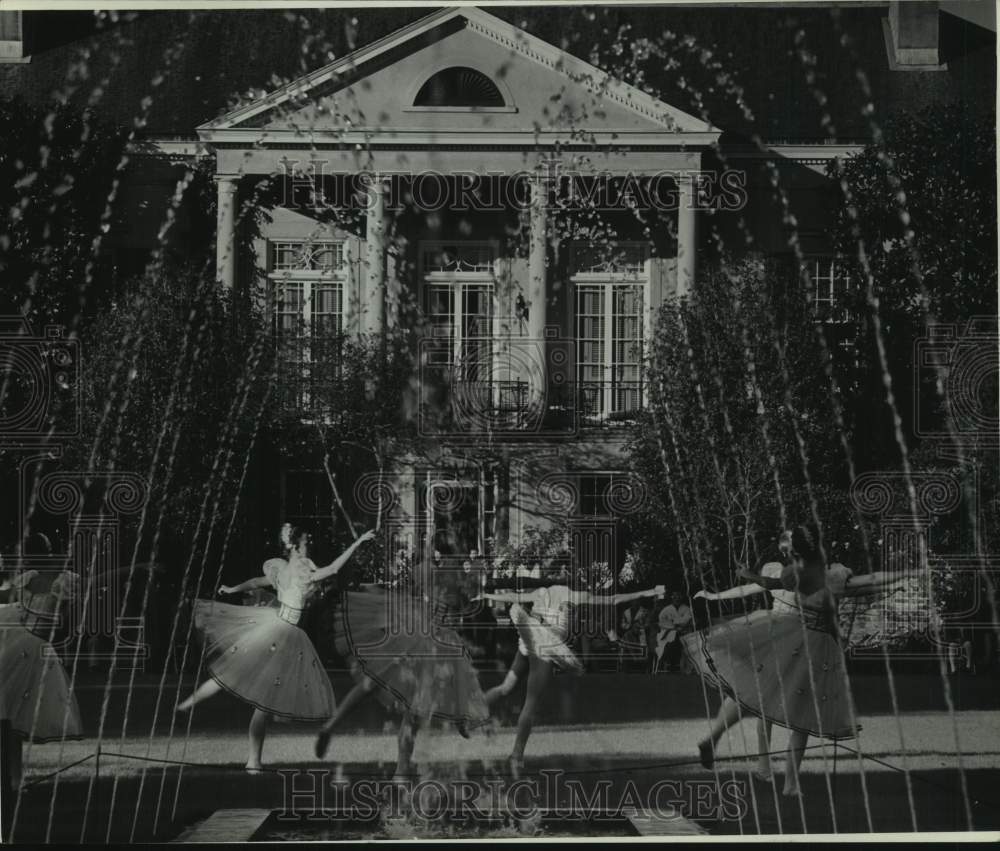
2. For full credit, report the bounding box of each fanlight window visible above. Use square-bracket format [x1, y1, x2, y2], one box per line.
[414, 66, 505, 108]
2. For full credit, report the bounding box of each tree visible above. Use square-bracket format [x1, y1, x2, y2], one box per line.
[0, 96, 128, 326]
[630, 255, 858, 590]
[58, 265, 269, 583]
[828, 101, 998, 469]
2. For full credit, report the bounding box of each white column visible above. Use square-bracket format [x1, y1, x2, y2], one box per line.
[526, 175, 548, 408]
[676, 174, 697, 298]
[527, 174, 548, 340]
[215, 175, 239, 290]
[363, 174, 387, 335]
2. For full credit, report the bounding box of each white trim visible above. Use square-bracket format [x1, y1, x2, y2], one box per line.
[733, 143, 867, 161]
[198, 7, 717, 139]
[198, 128, 717, 147]
[128, 139, 212, 158]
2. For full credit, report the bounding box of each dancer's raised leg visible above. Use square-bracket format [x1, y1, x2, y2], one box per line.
[177, 677, 222, 713]
[315, 676, 376, 758]
[697, 697, 742, 769]
[485, 652, 526, 707]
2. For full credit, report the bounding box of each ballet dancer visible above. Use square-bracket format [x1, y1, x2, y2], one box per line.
[0, 569, 83, 791]
[314, 541, 490, 779]
[692, 530, 796, 780]
[177, 524, 375, 771]
[480, 569, 665, 771]
[687, 524, 907, 796]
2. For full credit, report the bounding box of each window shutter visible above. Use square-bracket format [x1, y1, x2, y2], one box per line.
[649, 256, 678, 309]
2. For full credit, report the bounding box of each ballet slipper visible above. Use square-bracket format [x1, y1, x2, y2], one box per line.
[244, 762, 264, 775]
[508, 755, 525, 778]
[752, 764, 774, 782]
[176, 697, 194, 714]
[455, 721, 470, 740]
[697, 740, 715, 771]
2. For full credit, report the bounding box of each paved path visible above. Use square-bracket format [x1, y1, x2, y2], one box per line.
[6, 671, 999, 841]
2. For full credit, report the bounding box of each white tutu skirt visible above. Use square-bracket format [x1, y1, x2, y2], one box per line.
[334, 586, 489, 727]
[684, 608, 859, 740]
[192, 600, 335, 720]
[0, 606, 82, 742]
[511, 604, 584, 673]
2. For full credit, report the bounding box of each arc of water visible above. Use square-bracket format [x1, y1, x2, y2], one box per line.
[12, 276, 154, 841]
[646, 359, 751, 836]
[149, 340, 270, 835]
[126, 334, 267, 842]
[826, 10, 976, 827]
[79, 272, 215, 838]
[170, 369, 276, 819]
[99, 275, 222, 841]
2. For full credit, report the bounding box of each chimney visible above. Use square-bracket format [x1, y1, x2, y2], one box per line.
[0, 10, 27, 63]
[888, 1, 941, 67]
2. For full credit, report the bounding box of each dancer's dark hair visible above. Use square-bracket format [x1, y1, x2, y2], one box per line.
[279, 523, 310, 555]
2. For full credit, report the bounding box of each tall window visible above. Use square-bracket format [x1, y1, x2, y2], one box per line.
[572, 244, 647, 420]
[805, 256, 854, 321]
[422, 242, 499, 417]
[270, 240, 347, 410]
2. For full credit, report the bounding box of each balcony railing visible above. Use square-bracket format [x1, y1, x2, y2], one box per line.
[276, 357, 645, 432]
[431, 376, 644, 433]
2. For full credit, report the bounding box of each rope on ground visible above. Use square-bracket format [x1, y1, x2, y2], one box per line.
[832, 742, 996, 812]
[22, 753, 95, 788]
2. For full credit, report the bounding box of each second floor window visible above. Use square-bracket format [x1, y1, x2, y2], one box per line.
[422, 241, 498, 381]
[572, 244, 648, 420]
[270, 240, 347, 409]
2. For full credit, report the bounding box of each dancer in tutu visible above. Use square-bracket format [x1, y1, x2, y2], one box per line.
[687, 524, 907, 795]
[177, 524, 375, 771]
[693, 530, 796, 780]
[314, 540, 490, 778]
[480, 569, 665, 770]
[0, 569, 83, 790]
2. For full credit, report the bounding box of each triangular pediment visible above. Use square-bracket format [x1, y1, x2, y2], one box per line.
[198, 7, 718, 146]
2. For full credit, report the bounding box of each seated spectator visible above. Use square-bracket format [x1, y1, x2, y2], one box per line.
[655, 591, 693, 673]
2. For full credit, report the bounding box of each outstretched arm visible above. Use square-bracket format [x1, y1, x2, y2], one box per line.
[842, 571, 910, 597]
[311, 530, 376, 582]
[219, 576, 272, 595]
[571, 584, 665, 606]
[736, 568, 786, 591]
[696, 583, 768, 602]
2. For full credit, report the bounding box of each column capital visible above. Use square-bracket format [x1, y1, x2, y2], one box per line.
[214, 174, 240, 191]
